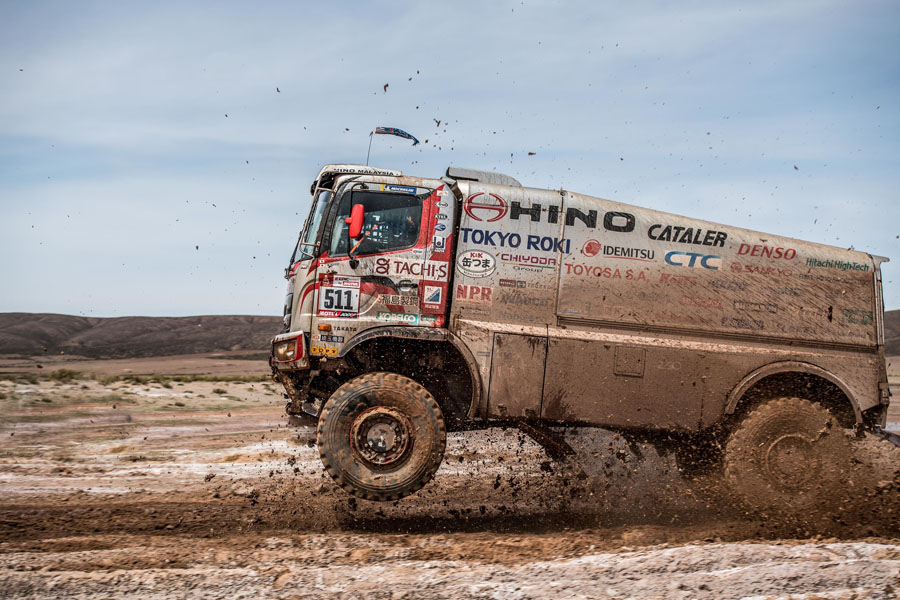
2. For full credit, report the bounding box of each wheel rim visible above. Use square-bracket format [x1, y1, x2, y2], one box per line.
[764, 433, 820, 490]
[350, 406, 413, 468]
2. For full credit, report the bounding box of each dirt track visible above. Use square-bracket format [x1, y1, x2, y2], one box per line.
[2, 376, 900, 598]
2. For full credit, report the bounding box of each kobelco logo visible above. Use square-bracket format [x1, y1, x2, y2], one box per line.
[464, 192, 508, 222]
[665, 251, 722, 270]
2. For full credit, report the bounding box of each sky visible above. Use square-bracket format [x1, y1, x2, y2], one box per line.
[1, 0, 898, 317]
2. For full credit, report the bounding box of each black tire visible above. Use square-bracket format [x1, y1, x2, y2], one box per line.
[317, 372, 446, 501]
[724, 397, 852, 514]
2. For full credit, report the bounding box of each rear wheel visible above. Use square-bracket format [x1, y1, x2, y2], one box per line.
[317, 372, 446, 501]
[724, 397, 852, 514]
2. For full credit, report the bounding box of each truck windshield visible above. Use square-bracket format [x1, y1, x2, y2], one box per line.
[328, 190, 425, 257]
[292, 189, 332, 262]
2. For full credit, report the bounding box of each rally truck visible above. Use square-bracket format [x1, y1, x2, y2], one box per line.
[270, 164, 891, 509]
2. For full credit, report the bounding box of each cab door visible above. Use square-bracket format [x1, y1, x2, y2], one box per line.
[310, 180, 453, 357]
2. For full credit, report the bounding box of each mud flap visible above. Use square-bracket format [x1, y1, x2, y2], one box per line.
[516, 421, 576, 460]
[870, 425, 900, 448]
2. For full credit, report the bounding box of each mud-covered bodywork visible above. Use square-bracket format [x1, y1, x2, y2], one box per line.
[273, 164, 890, 435]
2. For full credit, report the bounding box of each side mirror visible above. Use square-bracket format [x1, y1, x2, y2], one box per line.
[345, 204, 364, 239]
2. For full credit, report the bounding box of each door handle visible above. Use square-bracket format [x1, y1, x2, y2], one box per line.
[397, 280, 416, 291]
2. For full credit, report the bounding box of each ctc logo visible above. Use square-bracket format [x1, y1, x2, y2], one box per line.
[464, 192, 508, 222]
[665, 251, 722, 270]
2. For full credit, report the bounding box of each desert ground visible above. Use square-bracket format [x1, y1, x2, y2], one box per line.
[1, 355, 899, 599]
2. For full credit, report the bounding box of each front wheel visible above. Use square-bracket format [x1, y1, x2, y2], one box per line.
[317, 372, 446, 501]
[724, 397, 852, 514]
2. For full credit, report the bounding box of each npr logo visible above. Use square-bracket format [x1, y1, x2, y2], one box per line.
[456, 284, 492, 305]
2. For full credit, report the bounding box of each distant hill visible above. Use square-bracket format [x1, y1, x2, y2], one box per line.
[0, 313, 282, 359]
[886, 309, 900, 355]
[1, 310, 897, 359]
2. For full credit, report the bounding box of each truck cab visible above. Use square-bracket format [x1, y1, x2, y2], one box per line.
[273, 165, 458, 389]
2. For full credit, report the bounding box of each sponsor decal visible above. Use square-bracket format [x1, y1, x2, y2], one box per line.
[437, 201, 449, 208]
[424, 285, 442, 305]
[805, 258, 869, 272]
[582, 239, 602, 256]
[460, 227, 519, 248]
[435, 223, 447, 232]
[796, 272, 845, 284]
[527, 235, 569, 253]
[600, 245, 654, 261]
[499, 278, 527, 289]
[665, 251, 722, 270]
[309, 345, 339, 356]
[435, 213, 448, 220]
[564, 263, 647, 280]
[329, 166, 399, 176]
[317, 335, 345, 343]
[499, 253, 558, 270]
[379, 294, 419, 307]
[843, 308, 873, 325]
[659, 273, 698, 286]
[332, 325, 358, 332]
[318, 274, 361, 288]
[459, 227, 570, 254]
[649, 224, 727, 247]
[464, 192, 508, 222]
[375, 312, 437, 325]
[580, 239, 653, 261]
[681, 296, 722, 309]
[383, 184, 417, 194]
[709, 280, 748, 292]
[499, 293, 552, 307]
[432, 236, 446, 252]
[774, 287, 803, 296]
[457, 250, 496, 278]
[374, 258, 449, 281]
[497, 278, 552, 290]
[730, 262, 792, 277]
[734, 300, 778, 313]
[737, 244, 796, 260]
[797, 306, 831, 319]
[510, 202, 636, 233]
[456, 284, 493, 304]
[465, 194, 637, 232]
[722, 316, 764, 330]
[317, 275, 361, 318]
[657, 361, 682, 370]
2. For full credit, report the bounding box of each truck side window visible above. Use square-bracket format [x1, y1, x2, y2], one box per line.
[328, 190, 425, 257]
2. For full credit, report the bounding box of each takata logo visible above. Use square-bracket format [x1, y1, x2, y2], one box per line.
[464, 192, 508, 222]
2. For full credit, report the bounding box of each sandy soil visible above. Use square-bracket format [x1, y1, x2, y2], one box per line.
[1, 377, 899, 599]
[0, 352, 271, 377]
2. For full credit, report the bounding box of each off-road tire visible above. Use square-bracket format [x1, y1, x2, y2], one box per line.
[724, 397, 852, 514]
[317, 372, 446, 501]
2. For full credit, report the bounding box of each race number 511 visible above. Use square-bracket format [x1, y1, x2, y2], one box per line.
[317, 286, 360, 318]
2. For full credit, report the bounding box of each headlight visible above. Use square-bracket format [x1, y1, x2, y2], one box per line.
[274, 337, 302, 362]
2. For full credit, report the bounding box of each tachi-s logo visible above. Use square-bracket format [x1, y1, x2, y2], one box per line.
[464, 192, 508, 222]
